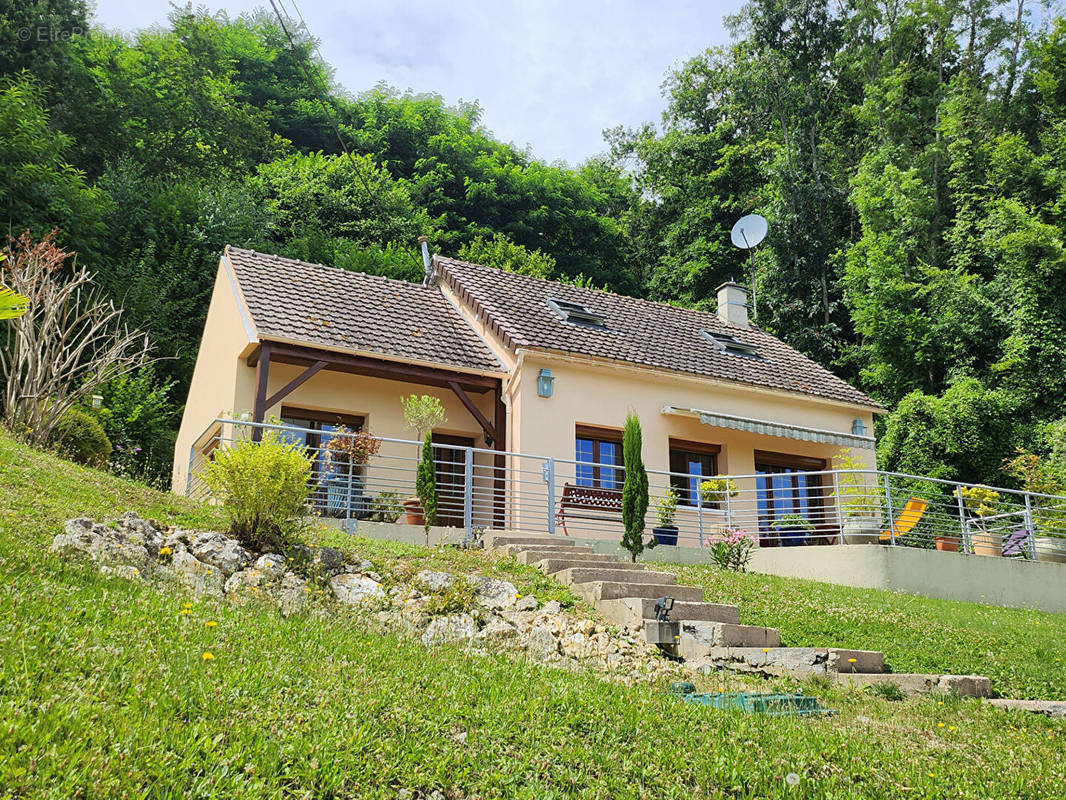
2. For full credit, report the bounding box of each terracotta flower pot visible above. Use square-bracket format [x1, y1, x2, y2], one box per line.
[935, 535, 959, 552]
[971, 531, 1001, 557]
[402, 497, 424, 526]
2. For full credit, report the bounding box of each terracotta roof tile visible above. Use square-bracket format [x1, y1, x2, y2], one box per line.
[225, 247, 504, 374]
[435, 256, 881, 410]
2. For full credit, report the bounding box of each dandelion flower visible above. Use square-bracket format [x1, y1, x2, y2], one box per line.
[159, 547, 172, 556]
[937, 723, 945, 728]
[181, 609, 193, 615]
[948, 726, 956, 731]
[205, 621, 218, 628]
[202, 652, 214, 660]
[848, 658, 857, 663]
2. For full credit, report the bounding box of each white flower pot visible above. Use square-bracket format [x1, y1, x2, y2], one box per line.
[842, 516, 881, 545]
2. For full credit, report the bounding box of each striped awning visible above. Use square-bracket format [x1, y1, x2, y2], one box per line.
[661, 405, 875, 450]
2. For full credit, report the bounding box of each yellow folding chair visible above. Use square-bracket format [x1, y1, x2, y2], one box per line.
[879, 497, 928, 542]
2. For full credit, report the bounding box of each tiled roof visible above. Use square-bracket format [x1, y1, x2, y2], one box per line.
[435, 256, 881, 409]
[224, 247, 504, 374]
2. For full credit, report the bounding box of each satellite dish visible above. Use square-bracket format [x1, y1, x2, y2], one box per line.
[731, 214, 768, 249]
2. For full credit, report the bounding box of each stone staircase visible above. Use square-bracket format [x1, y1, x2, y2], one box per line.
[487, 532, 991, 698]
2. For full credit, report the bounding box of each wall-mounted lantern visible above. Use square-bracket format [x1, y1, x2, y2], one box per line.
[537, 368, 555, 398]
[91, 395, 103, 410]
[852, 418, 867, 437]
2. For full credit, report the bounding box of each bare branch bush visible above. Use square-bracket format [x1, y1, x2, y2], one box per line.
[1, 231, 151, 447]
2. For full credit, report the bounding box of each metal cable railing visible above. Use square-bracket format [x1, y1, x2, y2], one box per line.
[183, 418, 1066, 562]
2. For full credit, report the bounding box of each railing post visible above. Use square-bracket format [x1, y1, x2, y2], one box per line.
[834, 471, 845, 545]
[544, 458, 556, 536]
[725, 485, 733, 528]
[184, 442, 196, 497]
[463, 446, 474, 541]
[1024, 492, 1036, 560]
[883, 473, 896, 547]
[697, 482, 705, 547]
[955, 485, 970, 555]
[344, 455, 353, 535]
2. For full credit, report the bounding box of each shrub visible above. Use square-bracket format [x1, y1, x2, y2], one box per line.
[367, 491, 403, 523]
[706, 528, 757, 572]
[48, 407, 112, 468]
[93, 366, 178, 487]
[325, 425, 381, 467]
[203, 432, 313, 553]
[656, 487, 679, 528]
[425, 579, 477, 616]
[621, 412, 648, 562]
[699, 477, 739, 507]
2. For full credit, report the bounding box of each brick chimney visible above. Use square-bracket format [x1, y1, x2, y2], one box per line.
[716, 281, 749, 328]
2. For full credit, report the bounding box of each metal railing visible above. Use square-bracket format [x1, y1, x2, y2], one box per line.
[184, 418, 1066, 562]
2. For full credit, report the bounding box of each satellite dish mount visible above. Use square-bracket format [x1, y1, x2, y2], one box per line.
[730, 214, 768, 320]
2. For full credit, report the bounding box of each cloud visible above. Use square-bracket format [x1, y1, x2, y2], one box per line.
[93, 0, 741, 165]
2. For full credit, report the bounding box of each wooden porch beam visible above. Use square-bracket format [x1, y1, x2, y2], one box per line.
[248, 341, 498, 393]
[447, 380, 496, 442]
[265, 360, 328, 411]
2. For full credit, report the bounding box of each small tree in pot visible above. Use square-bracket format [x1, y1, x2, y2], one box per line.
[401, 395, 446, 528]
[621, 412, 648, 562]
[652, 487, 680, 546]
[833, 448, 881, 544]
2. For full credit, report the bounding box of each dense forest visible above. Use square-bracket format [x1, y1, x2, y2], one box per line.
[2, 0, 1065, 493]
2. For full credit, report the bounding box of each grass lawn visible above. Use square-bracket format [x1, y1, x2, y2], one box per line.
[1, 431, 1064, 798]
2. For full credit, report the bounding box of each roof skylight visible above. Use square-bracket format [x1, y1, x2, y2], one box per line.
[700, 329, 762, 360]
[547, 298, 607, 329]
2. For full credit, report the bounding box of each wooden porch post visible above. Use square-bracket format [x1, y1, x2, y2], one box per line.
[251, 342, 271, 442]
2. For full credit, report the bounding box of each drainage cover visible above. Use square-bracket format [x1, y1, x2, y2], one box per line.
[670, 682, 835, 717]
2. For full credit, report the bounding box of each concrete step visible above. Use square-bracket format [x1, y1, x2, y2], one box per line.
[832, 672, 991, 698]
[686, 646, 884, 677]
[557, 567, 676, 586]
[536, 557, 646, 575]
[511, 547, 610, 564]
[678, 621, 781, 653]
[576, 581, 705, 603]
[596, 597, 740, 630]
[486, 533, 577, 549]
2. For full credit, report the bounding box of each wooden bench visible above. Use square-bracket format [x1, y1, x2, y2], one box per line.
[555, 482, 623, 535]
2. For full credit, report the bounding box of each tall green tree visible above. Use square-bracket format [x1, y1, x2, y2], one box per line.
[621, 412, 649, 563]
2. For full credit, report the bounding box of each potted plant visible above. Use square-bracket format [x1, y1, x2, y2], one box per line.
[832, 448, 881, 544]
[323, 426, 381, 518]
[957, 486, 1002, 556]
[400, 395, 447, 527]
[699, 477, 739, 508]
[1004, 448, 1066, 563]
[652, 487, 680, 546]
[770, 513, 814, 547]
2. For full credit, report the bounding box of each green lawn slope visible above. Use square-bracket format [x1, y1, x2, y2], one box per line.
[1, 431, 1063, 799]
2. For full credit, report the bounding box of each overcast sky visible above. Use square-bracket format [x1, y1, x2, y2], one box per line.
[92, 0, 744, 165]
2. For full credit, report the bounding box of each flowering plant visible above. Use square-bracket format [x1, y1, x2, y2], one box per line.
[956, 486, 1000, 518]
[699, 477, 739, 506]
[325, 426, 382, 466]
[705, 527, 757, 572]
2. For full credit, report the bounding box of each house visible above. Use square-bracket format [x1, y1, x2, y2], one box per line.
[173, 244, 882, 542]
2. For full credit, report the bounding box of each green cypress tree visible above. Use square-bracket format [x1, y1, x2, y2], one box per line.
[621, 412, 648, 562]
[415, 432, 438, 546]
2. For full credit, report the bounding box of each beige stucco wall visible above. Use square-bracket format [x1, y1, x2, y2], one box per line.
[504, 351, 877, 536]
[172, 259, 257, 491]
